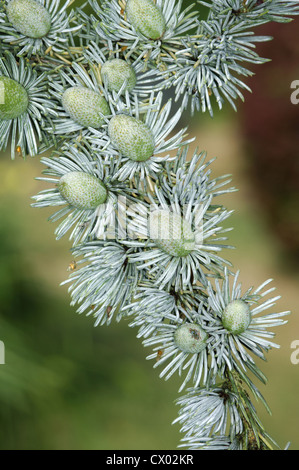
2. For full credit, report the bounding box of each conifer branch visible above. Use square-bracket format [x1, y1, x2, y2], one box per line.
[0, 0, 298, 450]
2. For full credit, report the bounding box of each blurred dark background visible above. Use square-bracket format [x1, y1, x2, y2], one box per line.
[0, 1, 299, 450]
[240, 19, 299, 265]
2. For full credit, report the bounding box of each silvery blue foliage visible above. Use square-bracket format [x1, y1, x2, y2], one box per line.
[0, 0, 81, 56]
[1, 0, 298, 450]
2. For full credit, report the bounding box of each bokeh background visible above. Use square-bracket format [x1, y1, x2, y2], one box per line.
[0, 1, 299, 450]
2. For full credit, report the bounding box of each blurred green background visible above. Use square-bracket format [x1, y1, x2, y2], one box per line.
[0, 1, 299, 450]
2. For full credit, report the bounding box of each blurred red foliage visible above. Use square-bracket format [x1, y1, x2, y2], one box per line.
[240, 17, 299, 262]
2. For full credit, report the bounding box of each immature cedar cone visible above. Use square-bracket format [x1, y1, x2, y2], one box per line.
[101, 59, 137, 93]
[174, 323, 208, 353]
[149, 210, 196, 257]
[58, 171, 108, 210]
[125, 0, 166, 40]
[62, 86, 110, 128]
[6, 0, 52, 38]
[222, 299, 251, 335]
[0, 76, 29, 120]
[108, 114, 155, 162]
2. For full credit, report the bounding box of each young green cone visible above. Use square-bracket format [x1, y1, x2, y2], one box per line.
[62, 87, 110, 129]
[58, 172, 108, 210]
[108, 114, 155, 162]
[6, 0, 52, 39]
[222, 299, 251, 335]
[101, 59, 137, 93]
[149, 210, 196, 257]
[125, 0, 166, 40]
[0, 76, 29, 120]
[174, 323, 208, 354]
